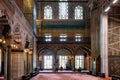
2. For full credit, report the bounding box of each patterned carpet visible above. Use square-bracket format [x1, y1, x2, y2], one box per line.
[31, 73, 111, 80]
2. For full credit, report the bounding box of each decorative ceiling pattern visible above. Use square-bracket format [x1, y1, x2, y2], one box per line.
[37, 0, 88, 2]
[109, 0, 120, 19]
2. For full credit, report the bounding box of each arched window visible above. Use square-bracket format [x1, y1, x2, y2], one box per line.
[75, 6, 83, 20]
[44, 5, 52, 19]
[59, 0, 68, 19]
[75, 55, 84, 69]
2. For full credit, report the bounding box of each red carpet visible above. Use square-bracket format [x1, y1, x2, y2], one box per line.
[0, 76, 4, 80]
[31, 73, 111, 80]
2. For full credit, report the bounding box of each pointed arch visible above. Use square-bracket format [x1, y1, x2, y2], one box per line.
[57, 47, 73, 55]
[44, 5, 52, 19]
[75, 6, 83, 20]
[38, 47, 55, 55]
[57, 47, 72, 69]
[38, 47, 55, 69]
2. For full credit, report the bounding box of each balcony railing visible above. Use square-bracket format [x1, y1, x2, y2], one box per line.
[42, 20, 86, 29]
[37, 37, 91, 44]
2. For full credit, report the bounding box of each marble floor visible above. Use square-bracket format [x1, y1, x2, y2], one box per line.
[31, 73, 109, 80]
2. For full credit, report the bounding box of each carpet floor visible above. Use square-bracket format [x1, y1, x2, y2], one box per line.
[31, 73, 107, 80]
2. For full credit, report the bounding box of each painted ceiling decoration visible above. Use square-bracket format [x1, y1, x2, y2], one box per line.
[37, 0, 88, 2]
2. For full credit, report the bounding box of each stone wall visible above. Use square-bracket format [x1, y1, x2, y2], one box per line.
[37, 1, 90, 38]
[38, 1, 88, 20]
[108, 18, 120, 76]
[91, 8, 100, 58]
[11, 52, 24, 80]
[108, 56, 120, 76]
[37, 42, 91, 70]
[0, 0, 37, 80]
[90, 7, 101, 74]
[40, 28, 90, 37]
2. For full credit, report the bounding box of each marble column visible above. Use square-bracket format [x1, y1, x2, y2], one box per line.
[33, 39, 37, 70]
[3, 44, 7, 80]
[7, 45, 11, 80]
[73, 54, 75, 71]
[100, 13, 108, 77]
[3, 37, 11, 80]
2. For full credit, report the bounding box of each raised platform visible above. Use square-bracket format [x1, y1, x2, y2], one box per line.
[39, 70, 74, 73]
[39, 70, 90, 74]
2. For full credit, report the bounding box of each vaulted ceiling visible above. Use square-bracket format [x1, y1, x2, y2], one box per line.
[108, 0, 120, 19]
[36, 0, 88, 2]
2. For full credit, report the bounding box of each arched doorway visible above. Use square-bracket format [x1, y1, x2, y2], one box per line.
[57, 48, 72, 70]
[39, 48, 55, 70]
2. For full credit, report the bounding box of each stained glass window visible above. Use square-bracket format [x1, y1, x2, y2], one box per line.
[44, 5, 52, 19]
[59, 56, 67, 69]
[75, 6, 83, 20]
[59, 0, 68, 19]
[75, 55, 84, 69]
[44, 55, 53, 69]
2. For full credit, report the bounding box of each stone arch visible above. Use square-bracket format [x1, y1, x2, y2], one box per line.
[57, 46, 73, 55]
[74, 47, 86, 69]
[38, 48, 55, 70]
[56, 47, 73, 70]
[81, 46, 91, 56]
[0, 9, 11, 39]
[0, 9, 11, 80]
[39, 48, 55, 55]
[57, 48, 72, 55]
[38, 47, 55, 55]
[75, 46, 91, 70]
[0, 10, 11, 49]
[76, 48, 86, 55]
[76, 46, 90, 56]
